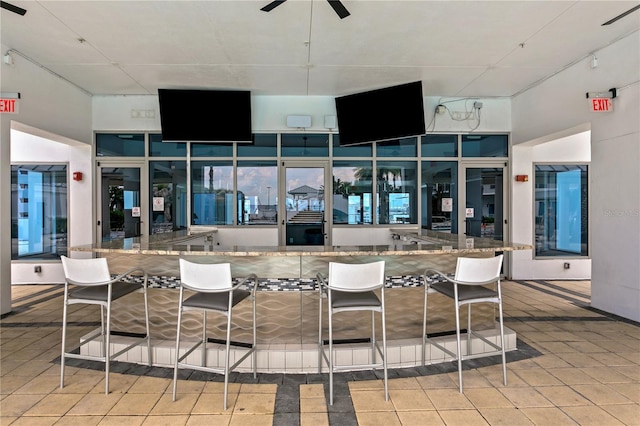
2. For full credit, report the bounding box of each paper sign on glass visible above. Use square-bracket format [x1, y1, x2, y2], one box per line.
[153, 197, 165, 212]
[465, 208, 474, 218]
[441, 198, 453, 212]
[132, 207, 141, 217]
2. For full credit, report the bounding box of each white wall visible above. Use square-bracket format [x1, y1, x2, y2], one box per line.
[92, 95, 512, 133]
[1, 43, 92, 314]
[512, 31, 640, 321]
[511, 131, 591, 280]
[11, 129, 93, 284]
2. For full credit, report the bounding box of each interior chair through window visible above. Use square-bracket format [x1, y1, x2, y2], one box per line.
[317, 261, 388, 405]
[422, 254, 506, 392]
[60, 255, 152, 394]
[172, 259, 258, 411]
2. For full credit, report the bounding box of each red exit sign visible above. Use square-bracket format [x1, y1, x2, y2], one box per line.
[0, 98, 18, 114]
[590, 98, 613, 112]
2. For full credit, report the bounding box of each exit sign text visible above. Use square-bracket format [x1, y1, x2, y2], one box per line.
[590, 98, 613, 112]
[0, 98, 18, 114]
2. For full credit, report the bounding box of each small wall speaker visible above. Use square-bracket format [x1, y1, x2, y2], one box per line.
[286, 115, 311, 128]
[324, 115, 337, 129]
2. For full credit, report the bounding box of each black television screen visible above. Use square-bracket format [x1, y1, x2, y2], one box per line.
[158, 89, 252, 142]
[335, 81, 425, 146]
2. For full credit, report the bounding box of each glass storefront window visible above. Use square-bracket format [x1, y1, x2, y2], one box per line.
[11, 165, 67, 259]
[421, 161, 457, 233]
[149, 134, 187, 157]
[332, 161, 373, 224]
[421, 134, 457, 157]
[281, 134, 330, 157]
[237, 134, 277, 157]
[376, 137, 418, 157]
[461, 134, 508, 157]
[376, 161, 417, 224]
[191, 143, 234, 157]
[191, 161, 234, 225]
[332, 135, 373, 157]
[150, 161, 187, 234]
[96, 133, 145, 157]
[237, 161, 278, 225]
[535, 165, 588, 257]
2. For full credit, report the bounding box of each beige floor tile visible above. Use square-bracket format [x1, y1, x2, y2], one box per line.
[232, 393, 275, 415]
[238, 383, 277, 394]
[14, 374, 61, 395]
[201, 381, 241, 394]
[141, 415, 189, 425]
[23, 393, 84, 416]
[148, 393, 198, 416]
[521, 407, 583, 425]
[532, 354, 573, 369]
[299, 397, 327, 413]
[572, 384, 634, 405]
[438, 409, 489, 425]
[191, 392, 237, 415]
[10, 417, 60, 426]
[300, 412, 329, 426]
[228, 414, 273, 426]
[396, 410, 445, 426]
[57, 374, 104, 394]
[107, 393, 162, 416]
[90, 374, 139, 394]
[546, 367, 600, 385]
[350, 389, 395, 412]
[607, 383, 640, 404]
[514, 369, 564, 386]
[96, 415, 146, 425]
[0, 394, 46, 417]
[477, 407, 535, 425]
[535, 385, 593, 407]
[127, 377, 171, 394]
[387, 377, 422, 390]
[555, 352, 605, 368]
[599, 403, 640, 425]
[67, 393, 123, 416]
[424, 388, 474, 410]
[464, 387, 514, 409]
[415, 373, 457, 390]
[300, 383, 326, 398]
[185, 414, 231, 426]
[355, 411, 401, 426]
[348, 379, 385, 391]
[580, 367, 635, 384]
[54, 415, 104, 425]
[389, 389, 434, 411]
[498, 387, 554, 408]
[0, 375, 33, 395]
[561, 405, 625, 425]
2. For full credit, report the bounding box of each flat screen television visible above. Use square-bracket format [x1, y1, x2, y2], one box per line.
[335, 81, 425, 146]
[158, 89, 252, 142]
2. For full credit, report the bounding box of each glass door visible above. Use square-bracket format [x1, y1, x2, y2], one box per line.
[98, 163, 147, 242]
[460, 164, 507, 241]
[281, 162, 329, 246]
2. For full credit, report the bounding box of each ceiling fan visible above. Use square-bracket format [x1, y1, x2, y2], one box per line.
[0, 1, 27, 16]
[261, 0, 350, 19]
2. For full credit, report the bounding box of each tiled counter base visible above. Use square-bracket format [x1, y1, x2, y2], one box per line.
[80, 327, 517, 374]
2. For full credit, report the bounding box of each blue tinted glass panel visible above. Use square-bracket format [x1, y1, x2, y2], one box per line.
[376, 137, 417, 157]
[421, 135, 457, 157]
[333, 161, 373, 224]
[149, 134, 187, 157]
[281, 134, 329, 157]
[237, 134, 277, 157]
[332, 135, 372, 157]
[191, 143, 234, 157]
[376, 161, 417, 224]
[461, 134, 508, 157]
[96, 133, 145, 157]
[190, 161, 234, 225]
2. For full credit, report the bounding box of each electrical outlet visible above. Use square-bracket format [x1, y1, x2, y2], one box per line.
[34, 265, 42, 273]
[564, 262, 570, 269]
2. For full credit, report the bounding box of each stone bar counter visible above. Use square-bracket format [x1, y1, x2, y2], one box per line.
[69, 230, 532, 372]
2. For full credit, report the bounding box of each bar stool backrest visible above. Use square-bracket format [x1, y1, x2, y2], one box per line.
[179, 259, 233, 291]
[328, 261, 385, 291]
[61, 256, 111, 284]
[454, 255, 503, 283]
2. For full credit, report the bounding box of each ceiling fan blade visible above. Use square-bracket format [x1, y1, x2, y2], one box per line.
[1, 1, 27, 16]
[260, 0, 287, 13]
[327, 0, 350, 19]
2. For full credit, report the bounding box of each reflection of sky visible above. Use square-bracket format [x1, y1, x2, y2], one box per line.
[237, 167, 277, 201]
[286, 168, 324, 193]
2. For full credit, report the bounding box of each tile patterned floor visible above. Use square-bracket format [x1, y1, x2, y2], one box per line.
[1, 279, 639, 425]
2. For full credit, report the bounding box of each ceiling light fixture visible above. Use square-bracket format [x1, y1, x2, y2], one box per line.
[602, 4, 640, 25]
[3, 51, 14, 66]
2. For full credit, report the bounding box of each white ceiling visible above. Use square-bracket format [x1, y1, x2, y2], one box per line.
[1, 0, 638, 97]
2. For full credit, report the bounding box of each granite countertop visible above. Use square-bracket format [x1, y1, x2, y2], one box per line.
[70, 229, 532, 256]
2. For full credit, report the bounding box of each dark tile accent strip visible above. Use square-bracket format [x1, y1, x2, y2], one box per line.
[531, 279, 590, 299]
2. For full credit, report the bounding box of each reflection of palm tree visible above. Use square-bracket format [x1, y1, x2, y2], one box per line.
[332, 177, 352, 198]
[353, 166, 402, 223]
